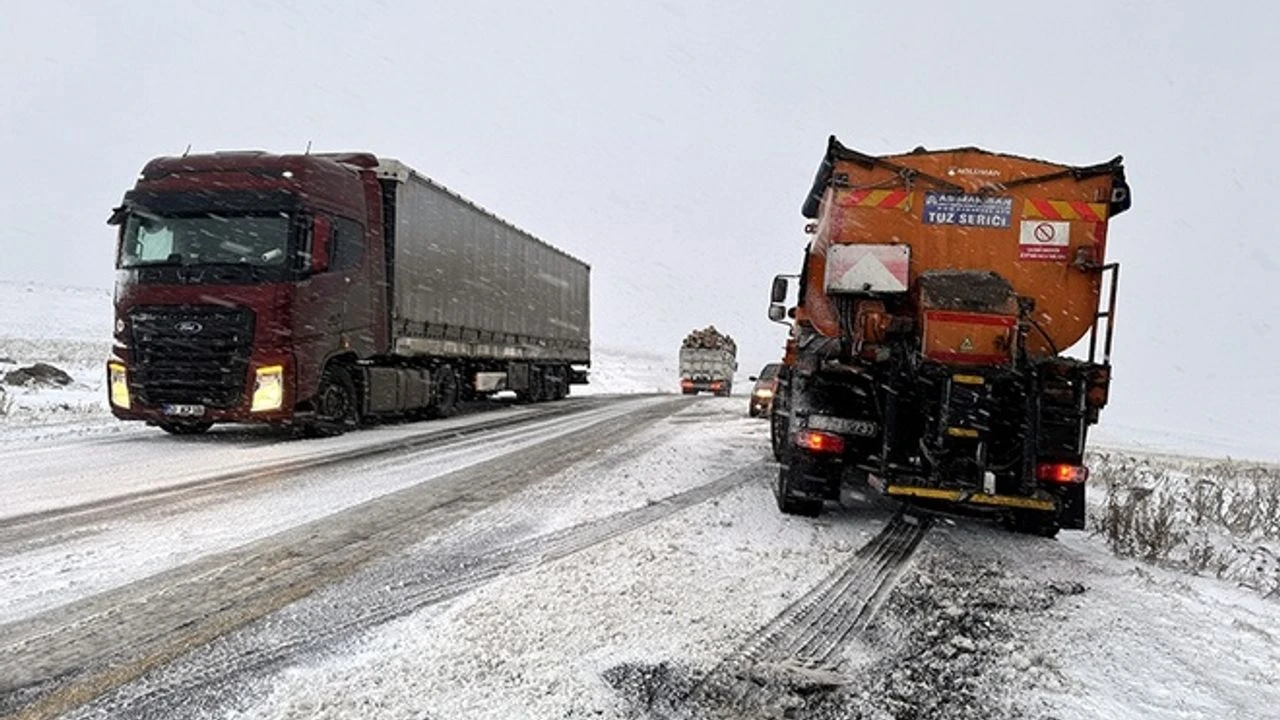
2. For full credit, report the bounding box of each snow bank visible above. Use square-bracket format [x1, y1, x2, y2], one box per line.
[574, 345, 677, 395]
[0, 281, 113, 435]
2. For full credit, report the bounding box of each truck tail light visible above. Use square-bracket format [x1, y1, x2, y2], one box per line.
[680, 379, 693, 388]
[108, 362, 130, 409]
[251, 365, 285, 412]
[796, 429, 846, 455]
[1037, 462, 1088, 484]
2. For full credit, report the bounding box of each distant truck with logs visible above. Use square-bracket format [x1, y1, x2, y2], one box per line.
[106, 150, 590, 435]
[767, 136, 1131, 536]
[679, 326, 738, 396]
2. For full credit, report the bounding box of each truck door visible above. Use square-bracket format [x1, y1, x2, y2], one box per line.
[300, 214, 374, 359]
[329, 215, 375, 354]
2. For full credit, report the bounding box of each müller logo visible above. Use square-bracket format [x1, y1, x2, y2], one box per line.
[947, 167, 1002, 177]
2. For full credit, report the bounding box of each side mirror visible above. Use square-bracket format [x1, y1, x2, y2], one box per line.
[748, 376, 758, 382]
[770, 276, 789, 304]
[768, 304, 786, 322]
[311, 214, 332, 273]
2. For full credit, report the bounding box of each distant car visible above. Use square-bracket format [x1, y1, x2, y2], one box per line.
[748, 363, 783, 417]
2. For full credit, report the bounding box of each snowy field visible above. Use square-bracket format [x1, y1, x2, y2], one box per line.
[0, 281, 114, 438]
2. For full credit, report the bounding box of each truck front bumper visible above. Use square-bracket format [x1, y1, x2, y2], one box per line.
[107, 354, 298, 426]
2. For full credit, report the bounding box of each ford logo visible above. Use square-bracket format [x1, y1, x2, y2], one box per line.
[174, 320, 204, 334]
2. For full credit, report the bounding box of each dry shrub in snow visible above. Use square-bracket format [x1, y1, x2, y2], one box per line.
[1087, 451, 1280, 599]
[0, 386, 12, 417]
[1094, 458, 1184, 561]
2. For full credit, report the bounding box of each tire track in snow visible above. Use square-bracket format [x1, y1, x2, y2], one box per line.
[646, 511, 930, 717]
[0, 397, 686, 720]
[0, 398, 617, 549]
[742, 511, 931, 669]
[70, 461, 773, 719]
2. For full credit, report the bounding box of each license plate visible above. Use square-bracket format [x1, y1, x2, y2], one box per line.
[161, 404, 206, 417]
[806, 414, 879, 437]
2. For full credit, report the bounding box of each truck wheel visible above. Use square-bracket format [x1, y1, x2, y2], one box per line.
[775, 464, 822, 517]
[158, 420, 213, 436]
[516, 367, 543, 404]
[429, 365, 460, 418]
[769, 412, 787, 462]
[309, 364, 360, 436]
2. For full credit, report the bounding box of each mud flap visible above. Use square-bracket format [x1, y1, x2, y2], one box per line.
[1058, 483, 1086, 530]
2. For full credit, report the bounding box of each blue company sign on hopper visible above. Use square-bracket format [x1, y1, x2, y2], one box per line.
[922, 192, 1013, 228]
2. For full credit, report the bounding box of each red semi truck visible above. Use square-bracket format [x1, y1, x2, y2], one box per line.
[106, 151, 590, 435]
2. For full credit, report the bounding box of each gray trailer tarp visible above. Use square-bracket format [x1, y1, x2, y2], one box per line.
[377, 161, 590, 364]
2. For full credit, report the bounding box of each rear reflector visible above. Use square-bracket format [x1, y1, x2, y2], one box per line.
[796, 429, 846, 454]
[1037, 462, 1089, 484]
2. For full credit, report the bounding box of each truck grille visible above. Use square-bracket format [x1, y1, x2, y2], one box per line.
[129, 306, 255, 408]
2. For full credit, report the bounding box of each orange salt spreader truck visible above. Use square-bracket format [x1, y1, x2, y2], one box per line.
[766, 136, 1131, 537]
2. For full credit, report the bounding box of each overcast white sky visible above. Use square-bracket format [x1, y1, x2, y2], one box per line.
[2, 1, 1278, 456]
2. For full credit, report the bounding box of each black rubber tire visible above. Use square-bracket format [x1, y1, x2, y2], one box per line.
[429, 365, 460, 418]
[546, 366, 568, 401]
[748, 406, 760, 418]
[682, 388, 696, 396]
[158, 420, 213, 436]
[774, 463, 823, 517]
[769, 412, 787, 462]
[516, 367, 544, 404]
[308, 364, 359, 437]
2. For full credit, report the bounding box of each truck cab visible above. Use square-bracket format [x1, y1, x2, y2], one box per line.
[108, 152, 387, 434]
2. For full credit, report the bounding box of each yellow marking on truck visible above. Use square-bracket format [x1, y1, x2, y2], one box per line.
[946, 427, 980, 438]
[1022, 198, 1108, 222]
[952, 374, 985, 385]
[844, 188, 912, 210]
[886, 486, 966, 501]
[885, 485, 1056, 512]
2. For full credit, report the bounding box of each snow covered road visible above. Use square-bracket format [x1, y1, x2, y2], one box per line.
[3, 395, 1280, 719]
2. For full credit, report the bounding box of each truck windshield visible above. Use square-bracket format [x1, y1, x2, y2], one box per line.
[119, 212, 293, 269]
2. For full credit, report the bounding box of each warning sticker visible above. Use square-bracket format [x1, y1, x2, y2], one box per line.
[1019, 220, 1070, 261]
[922, 192, 1013, 228]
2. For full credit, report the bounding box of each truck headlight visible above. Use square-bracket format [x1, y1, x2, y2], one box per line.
[251, 365, 284, 412]
[753, 388, 774, 398]
[108, 362, 130, 409]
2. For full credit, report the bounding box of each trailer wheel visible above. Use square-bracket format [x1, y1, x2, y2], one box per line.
[775, 464, 822, 517]
[158, 420, 213, 436]
[429, 365, 460, 418]
[309, 364, 360, 436]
